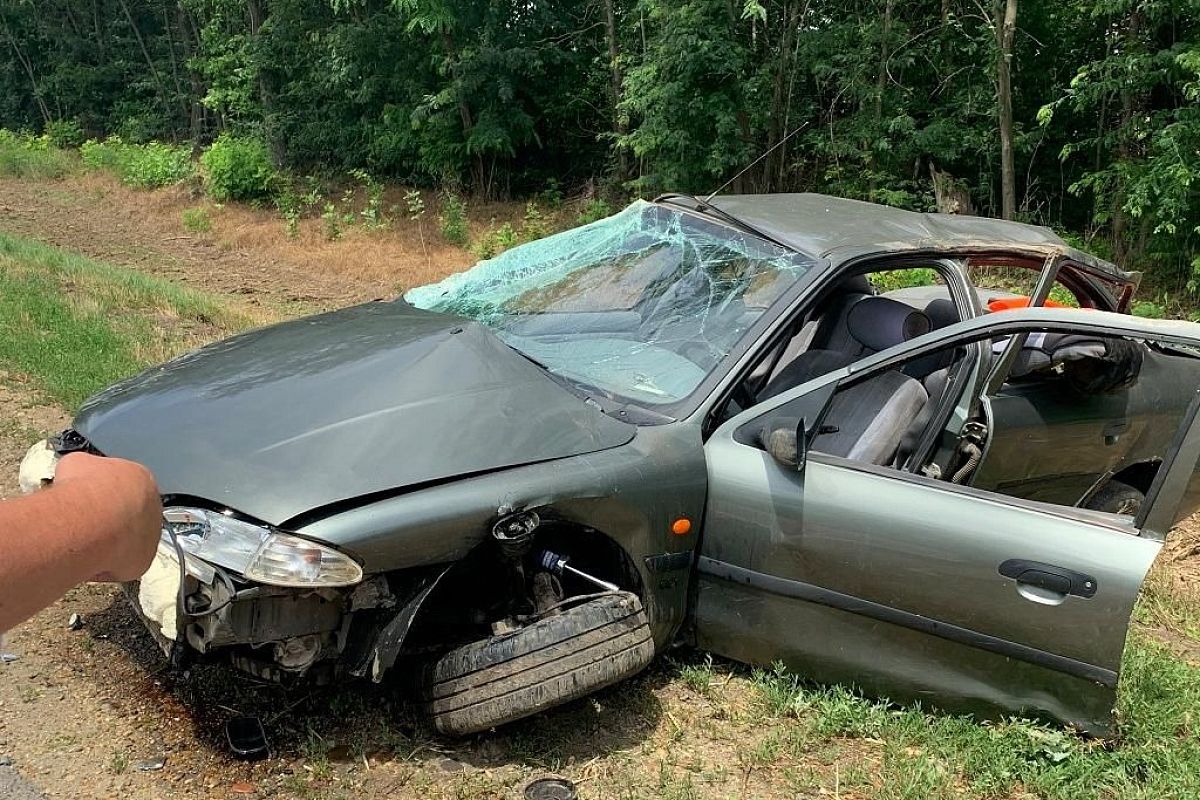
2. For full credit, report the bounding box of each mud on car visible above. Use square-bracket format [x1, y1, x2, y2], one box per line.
[32, 194, 1200, 736]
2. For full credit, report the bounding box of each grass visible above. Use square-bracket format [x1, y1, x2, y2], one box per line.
[735, 627, 1200, 799]
[0, 232, 263, 408]
[0, 130, 77, 179]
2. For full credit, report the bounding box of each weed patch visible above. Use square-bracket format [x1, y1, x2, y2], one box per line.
[0, 130, 76, 179]
[80, 136, 193, 188]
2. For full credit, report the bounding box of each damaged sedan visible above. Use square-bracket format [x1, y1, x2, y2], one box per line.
[34, 194, 1200, 736]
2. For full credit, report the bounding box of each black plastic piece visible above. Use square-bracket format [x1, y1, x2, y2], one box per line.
[225, 716, 269, 760]
[50, 428, 96, 457]
[998, 559, 1097, 598]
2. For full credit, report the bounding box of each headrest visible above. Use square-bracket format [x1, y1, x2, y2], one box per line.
[847, 296, 931, 352]
[838, 274, 874, 296]
[924, 298, 959, 330]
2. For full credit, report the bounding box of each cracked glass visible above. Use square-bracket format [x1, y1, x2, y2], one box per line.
[405, 200, 819, 405]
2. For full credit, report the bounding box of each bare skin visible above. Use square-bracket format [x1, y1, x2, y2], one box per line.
[0, 453, 161, 631]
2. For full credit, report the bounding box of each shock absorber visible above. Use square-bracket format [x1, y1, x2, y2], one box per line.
[492, 510, 541, 616]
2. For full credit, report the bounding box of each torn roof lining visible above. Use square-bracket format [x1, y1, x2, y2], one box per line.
[404, 200, 820, 404]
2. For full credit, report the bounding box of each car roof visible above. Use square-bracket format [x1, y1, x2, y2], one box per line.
[664, 193, 1132, 283]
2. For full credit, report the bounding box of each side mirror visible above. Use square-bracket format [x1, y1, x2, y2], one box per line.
[760, 416, 808, 472]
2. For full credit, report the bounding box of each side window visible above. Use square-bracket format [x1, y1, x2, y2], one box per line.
[749, 328, 1200, 521]
[967, 260, 1083, 310]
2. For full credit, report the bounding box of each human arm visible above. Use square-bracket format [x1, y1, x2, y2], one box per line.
[0, 453, 161, 631]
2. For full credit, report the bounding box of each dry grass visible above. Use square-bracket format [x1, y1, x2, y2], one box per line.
[67, 172, 539, 293]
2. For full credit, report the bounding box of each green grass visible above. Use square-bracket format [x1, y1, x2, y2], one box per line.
[0, 232, 260, 408]
[744, 628, 1200, 799]
[0, 130, 77, 179]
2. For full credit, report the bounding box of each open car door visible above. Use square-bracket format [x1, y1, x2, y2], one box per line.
[694, 307, 1200, 735]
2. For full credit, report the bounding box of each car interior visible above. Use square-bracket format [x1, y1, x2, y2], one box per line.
[735, 261, 1161, 493]
[727, 268, 968, 464]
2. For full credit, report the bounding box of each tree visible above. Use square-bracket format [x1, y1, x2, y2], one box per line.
[995, 0, 1018, 219]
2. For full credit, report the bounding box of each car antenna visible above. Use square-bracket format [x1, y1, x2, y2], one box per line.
[702, 122, 809, 205]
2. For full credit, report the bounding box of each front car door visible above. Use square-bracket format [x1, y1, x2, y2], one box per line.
[693, 308, 1200, 735]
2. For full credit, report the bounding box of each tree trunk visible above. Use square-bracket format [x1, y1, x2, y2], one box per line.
[118, 0, 175, 132]
[602, 0, 629, 183]
[177, 2, 209, 143]
[765, 0, 800, 192]
[995, 0, 1018, 220]
[868, 0, 895, 196]
[1112, 8, 1144, 264]
[3, 25, 51, 124]
[930, 161, 975, 215]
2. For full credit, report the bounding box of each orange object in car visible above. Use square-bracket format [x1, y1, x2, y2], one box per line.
[987, 295, 1069, 312]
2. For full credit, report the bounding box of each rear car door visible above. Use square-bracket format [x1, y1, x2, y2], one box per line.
[693, 309, 1200, 735]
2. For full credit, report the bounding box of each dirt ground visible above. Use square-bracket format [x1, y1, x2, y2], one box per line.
[2, 172, 1200, 799]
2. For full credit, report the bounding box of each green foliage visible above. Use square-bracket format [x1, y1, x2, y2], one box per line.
[180, 207, 212, 233]
[0, 130, 75, 179]
[473, 222, 519, 260]
[520, 202, 549, 242]
[577, 198, 614, 225]
[1133, 299, 1167, 319]
[80, 136, 193, 188]
[871, 268, 939, 294]
[2, 0, 1199, 288]
[200, 134, 277, 203]
[44, 119, 84, 148]
[351, 169, 387, 229]
[439, 192, 469, 246]
[321, 202, 343, 241]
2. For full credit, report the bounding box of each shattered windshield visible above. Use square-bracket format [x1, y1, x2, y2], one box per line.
[405, 200, 819, 406]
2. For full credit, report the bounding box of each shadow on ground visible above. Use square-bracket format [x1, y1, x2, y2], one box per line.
[85, 593, 667, 775]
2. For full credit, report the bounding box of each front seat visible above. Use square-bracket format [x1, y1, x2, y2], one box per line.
[811, 372, 930, 465]
[759, 295, 931, 401]
[804, 296, 933, 465]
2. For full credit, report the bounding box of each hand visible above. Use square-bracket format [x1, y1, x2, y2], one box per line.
[52, 453, 162, 582]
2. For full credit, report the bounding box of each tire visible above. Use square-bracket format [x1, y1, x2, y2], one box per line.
[424, 591, 655, 735]
[1086, 479, 1145, 516]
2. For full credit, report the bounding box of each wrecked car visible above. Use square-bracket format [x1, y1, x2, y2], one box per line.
[40, 193, 1200, 736]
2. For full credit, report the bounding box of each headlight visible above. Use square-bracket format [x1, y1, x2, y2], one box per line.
[162, 507, 363, 588]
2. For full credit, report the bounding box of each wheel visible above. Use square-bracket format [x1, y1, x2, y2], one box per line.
[1086, 479, 1145, 516]
[424, 591, 655, 735]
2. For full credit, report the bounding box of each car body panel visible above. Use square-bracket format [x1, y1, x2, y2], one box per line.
[297, 420, 708, 672]
[73, 300, 635, 527]
[695, 194, 1134, 284]
[693, 307, 1200, 734]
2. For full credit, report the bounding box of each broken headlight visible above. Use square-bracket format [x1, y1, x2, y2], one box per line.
[162, 508, 363, 588]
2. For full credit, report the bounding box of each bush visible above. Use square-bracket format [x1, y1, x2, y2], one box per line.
[577, 197, 613, 225]
[440, 192, 469, 246]
[44, 120, 84, 148]
[0, 130, 75, 179]
[520, 201, 549, 241]
[473, 222, 519, 259]
[201, 134, 277, 203]
[80, 136, 193, 188]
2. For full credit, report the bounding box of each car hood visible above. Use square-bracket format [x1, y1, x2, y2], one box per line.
[74, 301, 636, 527]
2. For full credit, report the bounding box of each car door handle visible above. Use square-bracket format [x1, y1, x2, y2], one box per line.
[998, 559, 1097, 599]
